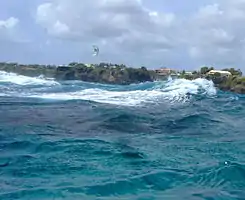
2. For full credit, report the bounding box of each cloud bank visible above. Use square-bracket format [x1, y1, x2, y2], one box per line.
[1, 0, 245, 70]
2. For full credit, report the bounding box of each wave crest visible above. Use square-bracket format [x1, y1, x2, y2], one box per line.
[0, 71, 59, 86]
[0, 71, 217, 106]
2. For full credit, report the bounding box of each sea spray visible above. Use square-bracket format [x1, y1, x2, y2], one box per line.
[0, 70, 217, 106]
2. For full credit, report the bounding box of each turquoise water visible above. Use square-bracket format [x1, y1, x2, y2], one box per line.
[0, 71, 245, 199]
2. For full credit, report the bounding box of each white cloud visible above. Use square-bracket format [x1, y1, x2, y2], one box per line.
[0, 17, 19, 29]
[33, 0, 245, 69]
[0, 17, 22, 43]
[0, 16, 31, 45]
[35, 0, 177, 62]
[185, 0, 245, 67]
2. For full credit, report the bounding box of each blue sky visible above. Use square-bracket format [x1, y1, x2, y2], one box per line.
[0, 0, 245, 71]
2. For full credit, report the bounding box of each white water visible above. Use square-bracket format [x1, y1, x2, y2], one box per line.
[0, 71, 217, 106]
[0, 71, 59, 86]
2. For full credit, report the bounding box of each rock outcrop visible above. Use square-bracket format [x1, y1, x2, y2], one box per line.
[55, 64, 156, 84]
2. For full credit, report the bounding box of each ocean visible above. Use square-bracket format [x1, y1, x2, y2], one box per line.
[0, 70, 245, 200]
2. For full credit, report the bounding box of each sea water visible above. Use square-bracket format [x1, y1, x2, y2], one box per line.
[0, 71, 245, 199]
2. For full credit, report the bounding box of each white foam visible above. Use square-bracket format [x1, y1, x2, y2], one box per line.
[0, 71, 59, 86]
[162, 78, 216, 96]
[28, 89, 159, 106]
[27, 78, 217, 106]
[0, 70, 217, 106]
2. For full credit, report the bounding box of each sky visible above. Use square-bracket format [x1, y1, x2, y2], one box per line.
[1, 0, 245, 71]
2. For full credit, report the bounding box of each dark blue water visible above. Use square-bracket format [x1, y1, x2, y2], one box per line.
[1, 71, 245, 199]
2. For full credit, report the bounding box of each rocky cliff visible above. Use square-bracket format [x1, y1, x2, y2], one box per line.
[55, 63, 156, 84]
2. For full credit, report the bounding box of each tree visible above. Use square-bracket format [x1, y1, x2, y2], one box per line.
[222, 68, 242, 76]
[200, 66, 208, 74]
[200, 66, 213, 74]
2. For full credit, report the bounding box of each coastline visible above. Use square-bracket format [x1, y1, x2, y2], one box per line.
[0, 62, 245, 94]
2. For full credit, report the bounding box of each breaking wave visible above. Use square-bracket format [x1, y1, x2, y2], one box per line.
[0, 71, 58, 86]
[0, 71, 217, 106]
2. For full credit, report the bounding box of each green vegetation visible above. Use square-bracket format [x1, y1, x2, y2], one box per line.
[221, 68, 242, 76]
[200, 66, 214, 74]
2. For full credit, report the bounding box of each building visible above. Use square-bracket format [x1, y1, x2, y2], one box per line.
[207, 70, 232, 77]
[155, 67, 175, 76]
[155, 67, 178, 80]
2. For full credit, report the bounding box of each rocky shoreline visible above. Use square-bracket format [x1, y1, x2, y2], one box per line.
[179, 66, 245, 94]
[0, 62, 245, 94]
